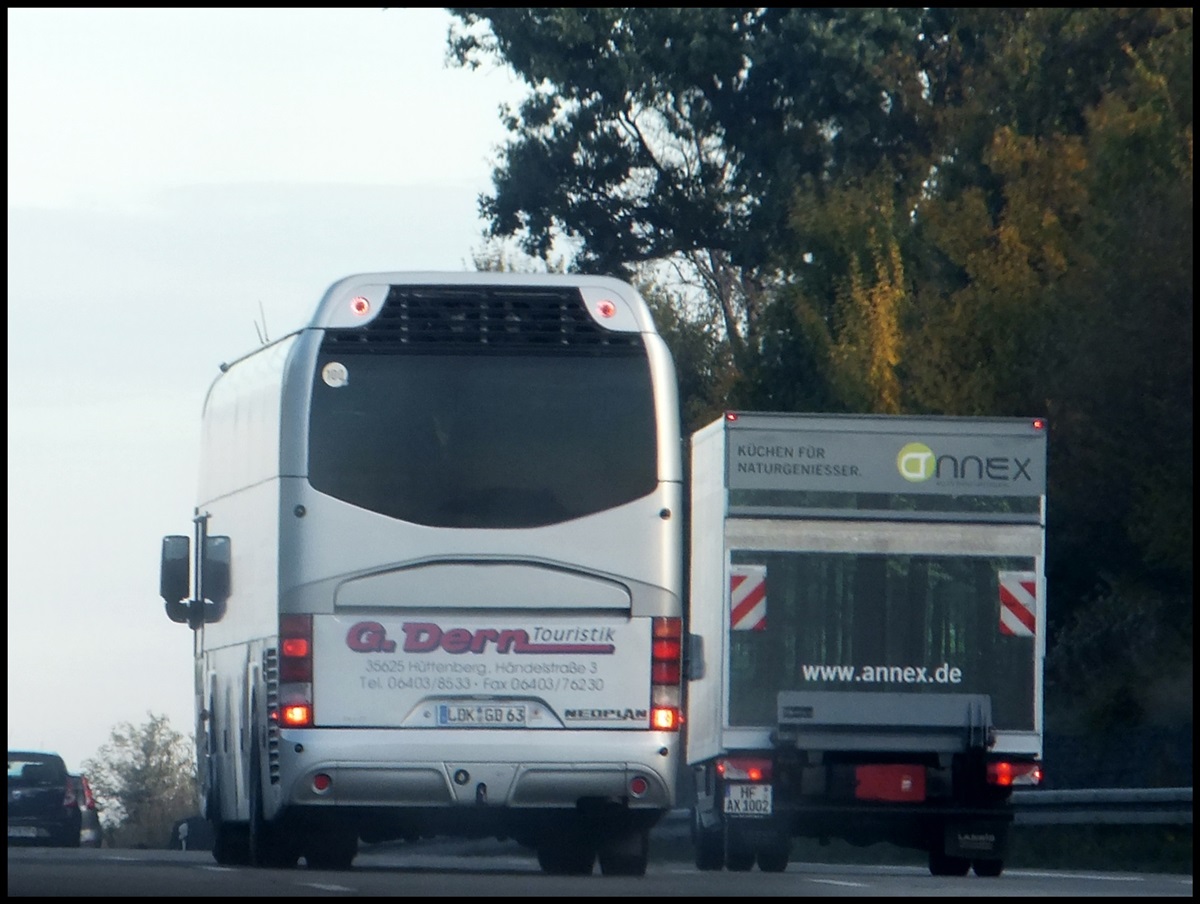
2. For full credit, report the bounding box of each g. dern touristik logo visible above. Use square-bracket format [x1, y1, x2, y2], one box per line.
[345, 621, 617, 655]
[896, 441, 1034, 485]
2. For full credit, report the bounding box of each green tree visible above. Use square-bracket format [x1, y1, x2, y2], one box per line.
[902, 8, 1192, 598]
[449, 8, 1193, 736]
[81, 713, 198, 849]
[447, 7, 930, 384]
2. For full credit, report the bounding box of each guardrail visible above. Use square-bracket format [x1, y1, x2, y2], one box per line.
[661, 787, 1193, 834]
[1012, 787, 1192, 825]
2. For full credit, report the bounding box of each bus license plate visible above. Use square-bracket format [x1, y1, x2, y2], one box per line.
[437, 703, 527, 727]
[724, 783, 773, 817]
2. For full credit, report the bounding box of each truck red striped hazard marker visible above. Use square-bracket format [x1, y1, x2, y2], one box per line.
[730, 565, 767, 631]
[998, 570, 1037, 637]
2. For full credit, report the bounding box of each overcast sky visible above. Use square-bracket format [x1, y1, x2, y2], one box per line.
[7, 7, 527, 771]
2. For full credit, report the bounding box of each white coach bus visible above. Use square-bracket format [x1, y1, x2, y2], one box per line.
[159, 273, 684, 875]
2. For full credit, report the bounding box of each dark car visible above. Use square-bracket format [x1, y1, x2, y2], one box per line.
[7, 751, 81, 847]
[69, 774, 102, 848]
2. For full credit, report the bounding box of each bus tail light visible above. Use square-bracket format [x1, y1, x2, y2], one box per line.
[651, 617, 682, 732]
[279, 615, 314, 727]
[282, 704, 313, 727]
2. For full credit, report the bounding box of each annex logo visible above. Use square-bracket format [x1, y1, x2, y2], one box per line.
[896, 442, 1033, 485]
[897, 442, 935, 482]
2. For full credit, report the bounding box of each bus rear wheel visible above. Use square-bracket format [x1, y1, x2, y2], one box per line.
[208, 783, 250, 866]
[537, 824, 596, 876]
[597, 826, 649, 876]
[248, 748, 298, 869]
[303, 827, 359, 871]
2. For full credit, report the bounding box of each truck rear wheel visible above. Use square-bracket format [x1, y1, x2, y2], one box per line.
[973, 858, 1004, 877]
[692, 809, 724, 871]
[725, 829, 755, 872]
[756, 834, 790, 873]
[928, 850, 971, 876]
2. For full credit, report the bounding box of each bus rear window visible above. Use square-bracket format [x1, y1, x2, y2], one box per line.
[307, 351, 657, 528]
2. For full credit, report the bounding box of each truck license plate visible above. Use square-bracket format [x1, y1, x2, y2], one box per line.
[724, 783, 772, 816]
[436, 703, 527, 727]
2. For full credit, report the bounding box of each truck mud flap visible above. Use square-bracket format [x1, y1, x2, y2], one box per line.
[944, 818, 1009, 858]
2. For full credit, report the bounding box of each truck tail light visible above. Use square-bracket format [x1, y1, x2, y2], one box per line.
[717, 756, 772, 782]
[988, 760, 1043, 787]
[279, 615, 314, 727]
[651, 617, 682, 731]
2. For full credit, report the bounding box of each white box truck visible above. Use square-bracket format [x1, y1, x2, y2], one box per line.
[686, 411, 1047, 877]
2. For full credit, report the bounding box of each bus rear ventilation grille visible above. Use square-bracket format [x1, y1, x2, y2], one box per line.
[322, 285, 643, 355]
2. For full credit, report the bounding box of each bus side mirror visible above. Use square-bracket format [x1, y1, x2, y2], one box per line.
[161, 535, 191, 624]
[203, 536, 232, 605]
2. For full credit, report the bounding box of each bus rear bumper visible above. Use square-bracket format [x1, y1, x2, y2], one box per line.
[275, 728, 678, 811]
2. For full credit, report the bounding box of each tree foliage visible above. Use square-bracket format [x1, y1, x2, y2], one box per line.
[448, 8, 1193, 731]
[448, 7, 930, 378]
[81, 712, 198, 849]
